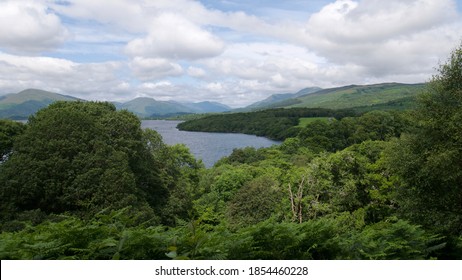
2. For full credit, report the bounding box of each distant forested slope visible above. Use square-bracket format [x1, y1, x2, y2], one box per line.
[177, 107, 356, 140]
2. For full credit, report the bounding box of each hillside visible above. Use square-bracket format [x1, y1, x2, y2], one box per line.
[286, 83, 425, 110]
[246, 87, 322, 110]
[0, 89, 80, 119]
[181, 101, 231, 113]
[177, 107, 356, 140]
[116, 98, 231, 118]
[117, 97, 194, 118]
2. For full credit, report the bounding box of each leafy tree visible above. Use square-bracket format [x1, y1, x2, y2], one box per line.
[227, 176, 280, 228]
[284, 141, 398, 224]
[0, 102, 168, 222]
[220, 147, 266, 165]
[158, 143, 204, 225]
[297, 111, 409, 153]
[386, 43, 462, 238]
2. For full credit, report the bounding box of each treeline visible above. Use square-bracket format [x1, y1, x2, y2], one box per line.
[177, 107, 356, 140]
[0, 44, 462, 260]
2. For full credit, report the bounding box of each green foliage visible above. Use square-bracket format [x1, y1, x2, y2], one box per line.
[297, 117, 331, 127]
[227, 176, 281, 229]
[298, 110, 410, 152]
[339, 218, 439, 260]
[351, 96, 418, 113]
[219, 146, 266, 165]
[178, 107, 355, 140]
[283, 141, 398, 224]
[0, 119, 25, 162]
[386, 43, 462, 237]
[0, 209, 171, 260]
[0, 102, 168, 221]
[290, 83, 424, 110]
[228, 218, 340, 260]
[158, 142, 204, 225]
[208, 164, 254, 201]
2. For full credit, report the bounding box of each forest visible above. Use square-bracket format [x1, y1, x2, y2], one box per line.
[176, 107, 356, 140]
[0, 45, 461, 260]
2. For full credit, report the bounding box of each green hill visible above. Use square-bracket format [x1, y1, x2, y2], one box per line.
[117, 97, 194, 118]
[287, 83, 425, 110]
[116, 98, 231, 118]
[245, 87, 322, 110]
[0, 89, 80, 119]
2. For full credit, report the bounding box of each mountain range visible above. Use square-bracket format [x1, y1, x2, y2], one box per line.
[115, 97, 231, 118]
[0, 89, 231, 119]
[0, 83, 425, 119]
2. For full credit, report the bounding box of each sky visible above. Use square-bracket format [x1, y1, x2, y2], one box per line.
[0, 0, 461, 107]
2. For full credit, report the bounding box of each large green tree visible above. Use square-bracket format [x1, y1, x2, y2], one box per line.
[0, 101, 168, 221]
[387, 44, 462, 239]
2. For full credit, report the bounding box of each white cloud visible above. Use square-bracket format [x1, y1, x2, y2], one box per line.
[1, 0, 462, 108]
[125, 13, 225, 60]
[130, 57, 183, 80]
[187, 66, 207, 78]
[0, 0, 68, 54]
[203, 43, 328, 88]
[0, 52, 126, 100]
[304, 0, 461, 78]
[50, 0, 147, 33]
[137, 81, 194, 101]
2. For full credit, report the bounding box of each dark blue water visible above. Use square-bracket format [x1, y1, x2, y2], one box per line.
[141, 120, 280, 167]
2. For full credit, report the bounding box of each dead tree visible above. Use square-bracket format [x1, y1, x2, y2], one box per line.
[288, 176, 305, 223]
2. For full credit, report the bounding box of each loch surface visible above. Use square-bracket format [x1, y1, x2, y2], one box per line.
[141, 120, 280, 167]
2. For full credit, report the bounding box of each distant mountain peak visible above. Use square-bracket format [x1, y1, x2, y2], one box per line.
[0, 89, 80, 119]
[131, 96, 157, 102]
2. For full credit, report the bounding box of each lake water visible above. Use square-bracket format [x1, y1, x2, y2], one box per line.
[141, 120, 280, 167]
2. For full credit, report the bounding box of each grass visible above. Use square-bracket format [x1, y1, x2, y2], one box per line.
[297, 117, 331, 127]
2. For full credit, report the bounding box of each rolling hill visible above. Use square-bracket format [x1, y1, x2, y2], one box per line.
[0, 89, 232, 119]
[287, 83, 425, 110]
[116, 98, 231, 118]
[0, 89, 80, 119]
[243, 83, 424, 111]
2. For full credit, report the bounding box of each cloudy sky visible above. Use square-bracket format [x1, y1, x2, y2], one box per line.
[0, 0, 461, 107]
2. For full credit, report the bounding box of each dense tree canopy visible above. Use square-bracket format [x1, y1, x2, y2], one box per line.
[177, 107, 356, 140]
[387, 44, 462, 239]
[0, 102, 168, 222]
